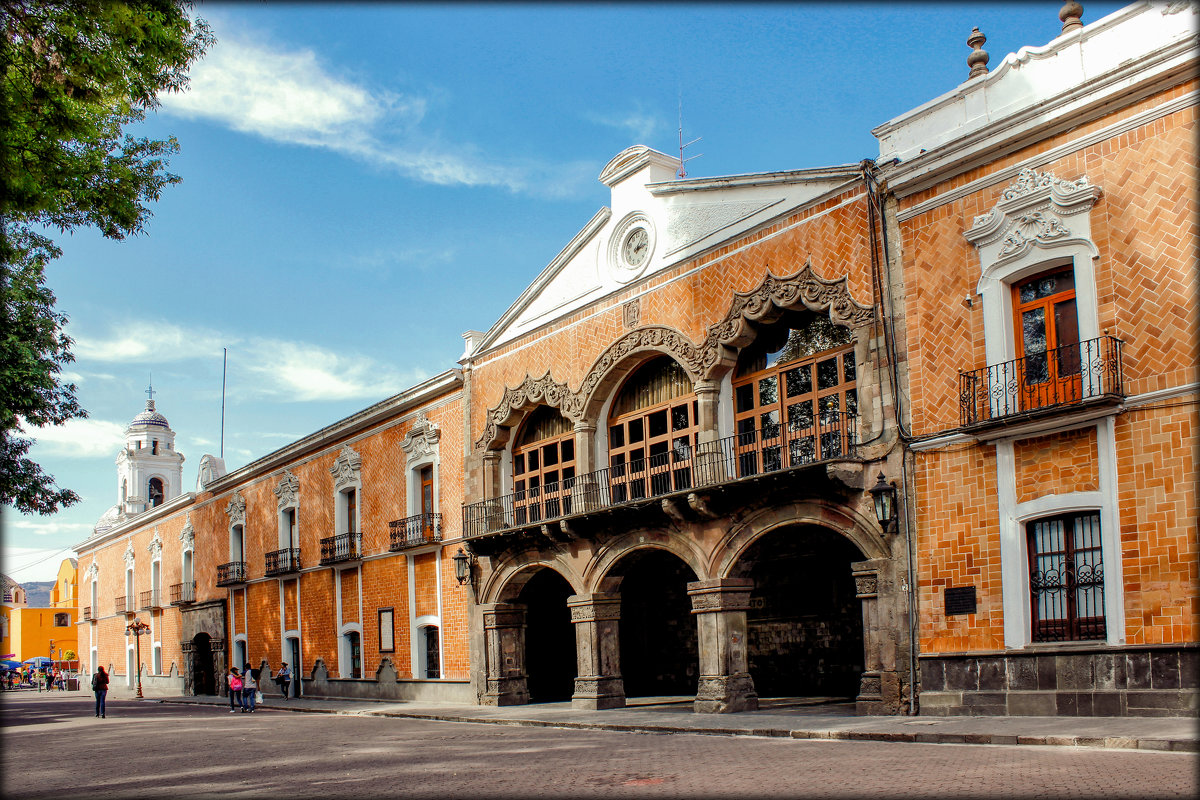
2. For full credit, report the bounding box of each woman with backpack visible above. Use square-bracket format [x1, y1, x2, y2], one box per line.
[241, 663, 258, 712]
[227, 667, 243, 713]
[91, 666, 109, 718]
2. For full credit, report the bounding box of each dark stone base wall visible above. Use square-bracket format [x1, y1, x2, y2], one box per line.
[918, 644, 1198, 717]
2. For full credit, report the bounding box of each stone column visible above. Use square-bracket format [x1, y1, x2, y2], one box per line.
[852, 564, 883, 712]
[180, 640, 195, 696]
[692, 379, 728, 485]
[571, 422, 602, 514]
[481, 451, 505, 532]
[211, 638, 226, 697]
[480, 603, 529, 706]
[688, 578, 758, 713]
[568, 593, 624, 710]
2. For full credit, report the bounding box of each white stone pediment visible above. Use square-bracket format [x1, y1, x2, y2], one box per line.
[475, 145, 860, 354]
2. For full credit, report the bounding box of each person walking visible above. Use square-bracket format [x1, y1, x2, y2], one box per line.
[227, 667, 243, 713]
[274, 662, 291, 700]
[241, 663, 258, 712]
[91, 666, 109, 718]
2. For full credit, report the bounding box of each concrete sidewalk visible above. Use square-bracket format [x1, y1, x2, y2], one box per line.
[155, 693, 1198, 752]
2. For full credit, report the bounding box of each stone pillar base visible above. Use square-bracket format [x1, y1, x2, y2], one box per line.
[483, 677, 529, 706]
[694, 674, 758, 714]
[572, 677, 625, 710]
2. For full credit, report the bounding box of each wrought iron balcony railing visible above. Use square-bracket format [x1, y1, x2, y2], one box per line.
[216, 561, 247, 586]
[82, 606, 93, 621]
[114, 595, 129, 614]
[265, 548, 301, 577]
[959, 335, 1124, 427]
[138, 589, 162, 610]
[169, 582, 195, 606]
[463, 413, 857, 540]
[319, 532, 363, 565]
[389, 513, 443, 551]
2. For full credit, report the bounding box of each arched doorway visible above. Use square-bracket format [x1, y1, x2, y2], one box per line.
[613, 549, 699, 698]
[735, 525, 864, 700]
[192, 633, 215, 696]
[517, 569, 575, 703]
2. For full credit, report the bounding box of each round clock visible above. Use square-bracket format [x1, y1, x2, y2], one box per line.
[622, 227, 650, 268]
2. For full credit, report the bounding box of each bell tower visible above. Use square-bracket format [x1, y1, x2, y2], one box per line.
[116, 383, 185, 516]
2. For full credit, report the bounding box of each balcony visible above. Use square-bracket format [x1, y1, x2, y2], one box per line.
[83, 606, 93, 621]
[169, 582, 195, 606]
[463, 413, 857, 540]
[959, 335, 1124, 428]
[216, 561, 247, 586]
[265, 548, 302, 577]
[114, 595, 130, 615]
[319, 532, 363, 565]
[389, 513, 443, 551]
[138, 589, 162, 611]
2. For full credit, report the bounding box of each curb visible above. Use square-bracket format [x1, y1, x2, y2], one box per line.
[153, 698, 1197, 752]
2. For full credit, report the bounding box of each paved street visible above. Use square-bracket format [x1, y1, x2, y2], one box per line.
[2, 692, 1196, 799]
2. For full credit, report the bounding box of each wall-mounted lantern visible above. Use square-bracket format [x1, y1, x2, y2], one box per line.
[869, 472, 898, 534]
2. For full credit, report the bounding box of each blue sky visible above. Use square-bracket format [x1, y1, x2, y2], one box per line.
[5, 2, 1126, 582]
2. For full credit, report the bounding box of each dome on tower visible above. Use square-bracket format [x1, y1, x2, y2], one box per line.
[128, 398, 170, 431]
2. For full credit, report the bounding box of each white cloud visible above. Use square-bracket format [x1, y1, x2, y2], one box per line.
[8, 519, 93, 537]
[162, 24, 538, 192]
[18, 418, 125, 459]
[588, 108, 662, 143]
[74, 321, 228, 363]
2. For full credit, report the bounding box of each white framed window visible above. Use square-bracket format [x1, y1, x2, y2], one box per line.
[338, 623, 363, 679]
[413, 614, 442, 680]
[330, 445, 363, 537]
[153, 643, 163, 675]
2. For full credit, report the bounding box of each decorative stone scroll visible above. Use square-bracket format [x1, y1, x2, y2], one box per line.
[475, 372, 576, 450]
[701, 265, 876, 356]
[329, 445, 362, 490]
[853, 569, 879, 598]
[85, 562, 99, 581]
[225, 492, 246, 526]
[965, 168, 1101, 268]
[575, 326, 714, 404]
[400, 412, 440, 464]
[147, 530, 163, 559]
[274, 471, 300, 510]
[123, 541, 136, 569]
[178, 514, 195, 550]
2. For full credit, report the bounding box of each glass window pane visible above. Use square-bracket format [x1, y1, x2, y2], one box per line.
[817, 358, 839, 390]
[760, 409, 780, 438]
[785, 366, 811, 397]
[648, 409, 668, 438]
[758, 376, 778, 406]
[628, 418, 644, 443]
[1022, 308, 1047, 355]
[609, 425, 624, 448]
[527, 449, 539, 471]
[787, 400, 813, 431]
[818, 394, 840, 421]
[842, 349, 856, 383]
[561, 439, 574, 463]
[672, 436, 691, 461]
[672, 404, 690, 431]
[542, 443, 558, 467]
[845, 388, 858, 416]
[514, 453, 525, 475]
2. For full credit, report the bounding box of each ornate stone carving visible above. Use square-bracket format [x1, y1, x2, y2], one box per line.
[329, 445, 362, 490]
[997, 211, 1071, 257]
[854, 574, 879, 597]
[179, 514, 195, 551]
[400, 412, 441, 464]
[568, 602, 622, 623]
[147, 530, 163, 559]
[859, 674, 882, 697]
[274, 471, 300, 510]
[476, 372, 577, 450]
[1001, 168, 1090, 202]
[85, 562, 99, 580]
[622, 298, 640, 329]
[123, 541, 135, 568]
[225, 491, 246, 525]
[575, 325, 713, 406]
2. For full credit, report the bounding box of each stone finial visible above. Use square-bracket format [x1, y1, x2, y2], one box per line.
[1060, 2, 1083, 34]
[967, 27, 989, 79]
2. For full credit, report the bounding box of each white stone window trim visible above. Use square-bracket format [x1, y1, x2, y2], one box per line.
[330, 445, 363, 536]
[413, 615, 442, 680]
[232, 633, 248, 671]
[333, 561, 364, 679]
[126, 642, 136, 687]
[337, 621, 364, 679]
[401, 413, 440, 522]
[274, 472, 300, 550]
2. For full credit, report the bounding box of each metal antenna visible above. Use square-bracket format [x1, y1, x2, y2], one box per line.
[146, 373, 155, 405]
[677, 94, 703, 179]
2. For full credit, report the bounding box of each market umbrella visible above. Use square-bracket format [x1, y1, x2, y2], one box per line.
[0, 659, 21, 669]
[22, 657, 52, 667]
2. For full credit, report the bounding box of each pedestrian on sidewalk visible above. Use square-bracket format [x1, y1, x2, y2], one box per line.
[274, 662, 291, 700]
[227, 667, 243, 713]
[242, 664, 258, 712]
[91, 666, 109, 718]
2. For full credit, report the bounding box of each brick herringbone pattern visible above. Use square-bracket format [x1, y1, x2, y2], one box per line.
[1014, 429, 1099, 504]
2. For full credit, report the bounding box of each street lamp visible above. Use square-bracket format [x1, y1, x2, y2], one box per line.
[869, 472, 898, 534]
[125, 618, 151, 699]
[452, 548, 477, 601]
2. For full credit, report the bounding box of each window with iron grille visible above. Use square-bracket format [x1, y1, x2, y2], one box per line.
[1028, 511, 1105, 642]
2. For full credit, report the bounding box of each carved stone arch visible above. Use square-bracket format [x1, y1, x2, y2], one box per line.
[575, 325, 709, 423]
[589, 529, 711, 595]
[483, 549, 586, 605]
[699, 265, 875, 380]
[714, 499, 888, 581]
[475, 372, 578, 452]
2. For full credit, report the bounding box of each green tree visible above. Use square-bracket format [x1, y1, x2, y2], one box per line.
[1, 1, 212, 514]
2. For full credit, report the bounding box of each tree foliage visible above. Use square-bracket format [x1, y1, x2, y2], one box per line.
[1, 1, 212, 514]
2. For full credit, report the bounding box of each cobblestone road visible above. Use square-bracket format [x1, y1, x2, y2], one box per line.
[3, 694, 1195, 799]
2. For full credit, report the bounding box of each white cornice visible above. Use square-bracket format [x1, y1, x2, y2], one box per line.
[73, 492, 196, 553]
[204, 370, 462, 493]
[647, 164, 861, 195]
[469, 208, 611, 358]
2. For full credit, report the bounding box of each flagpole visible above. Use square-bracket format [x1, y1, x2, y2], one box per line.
[220, 348, 227, 460]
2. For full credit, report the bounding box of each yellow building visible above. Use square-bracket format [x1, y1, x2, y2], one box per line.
[0, 560, 79, 664]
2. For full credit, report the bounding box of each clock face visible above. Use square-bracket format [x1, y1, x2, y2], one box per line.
[622, 227, 650, 267]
